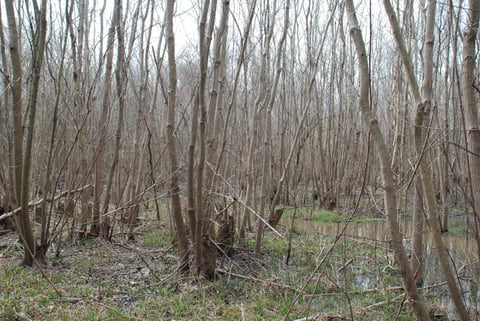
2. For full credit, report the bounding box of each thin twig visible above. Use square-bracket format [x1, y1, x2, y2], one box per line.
[216, 268, 300, 292]
[361, 293, 405, 312]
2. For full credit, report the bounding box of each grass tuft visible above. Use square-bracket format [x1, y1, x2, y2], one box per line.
[0, 211, 462, 320]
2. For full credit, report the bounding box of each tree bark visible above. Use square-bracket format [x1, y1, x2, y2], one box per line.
[5, 0, 39, 266]
[461, 0, 480, 231]
[345, 1, 431, 319]
[99, 0, 127, 240]
[411, 177, 424, 286]
[166, 0, 190, 273]
[383, 0, 470, 319]
[37, 0, 72, 262]
[460, 3, 480, 315]
[92, 1, 117, 238]
[193, 0, 222, 279]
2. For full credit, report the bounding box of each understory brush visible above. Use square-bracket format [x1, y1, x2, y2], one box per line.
[0, 218, 459, 320]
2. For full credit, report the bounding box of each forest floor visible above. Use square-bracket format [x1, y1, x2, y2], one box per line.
[0, 209, 474, 321]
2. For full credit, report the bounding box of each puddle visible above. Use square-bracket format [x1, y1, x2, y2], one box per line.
[281, 217, 480, 317]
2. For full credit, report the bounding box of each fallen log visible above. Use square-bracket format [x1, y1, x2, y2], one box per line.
[0, 185, 93, 221]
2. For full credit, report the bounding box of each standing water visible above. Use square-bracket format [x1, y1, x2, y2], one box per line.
[281, 217, 479, 318]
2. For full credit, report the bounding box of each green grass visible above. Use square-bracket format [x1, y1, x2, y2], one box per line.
[0, 213, 460, 321]
[282, 206, 350, 223]
[140, 225, 171, 247]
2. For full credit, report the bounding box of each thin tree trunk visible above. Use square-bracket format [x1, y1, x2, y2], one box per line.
[0, 1, 16, 232]
[215, 0, 256, 171]
[383, 0, 470, 319]
[99, 0, 126, 240]
[127, 0, 154, 240]
[92, 4, 117, 238]
[37, 0, 72, 262]
[345, 1, 431, 319]
[165, 0, 189, 273]
[5, 0, 39, 266]
[187, 89, 198, 240]
[411, 176, 424, 286]
[69, 0, 90, 237]
[193, 0, 220, 279]
[189, 0, 212, 258]
[460, 1, 480, 306]
[255, 0, 289, 253]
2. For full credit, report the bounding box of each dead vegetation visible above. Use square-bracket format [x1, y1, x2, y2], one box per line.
[2, 215, 469, 320]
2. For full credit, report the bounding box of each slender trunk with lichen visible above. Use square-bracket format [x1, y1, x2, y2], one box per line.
[0, 2, 14, 230]
[193, 0, 212, 278]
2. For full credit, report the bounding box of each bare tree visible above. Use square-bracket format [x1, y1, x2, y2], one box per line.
[345, 1, 431, 319]
[0, 2, 14, 227]
[166, 0, 190, 272]
[255, 0, 290, 253]
[4, 0, 48, 266]
[383, 0, 470, 319]
[460, 2, 480, 317]
[98, 0, 127, 240]
[91, 0, 117, 238]
[125, 0, 155, 239]
[36, 0, 73, 262]
[192, 0, 231, 279]
[461, 0, 480, 254]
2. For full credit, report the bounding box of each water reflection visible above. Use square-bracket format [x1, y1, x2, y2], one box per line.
[286, 218, 477, 264]
[281, 218, 479, 317]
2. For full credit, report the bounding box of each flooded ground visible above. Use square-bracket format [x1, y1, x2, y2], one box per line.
[289, 217, 477, 262]
[281, 217, 480, 318]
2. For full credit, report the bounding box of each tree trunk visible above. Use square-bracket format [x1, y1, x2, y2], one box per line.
[165, 0, 190, 273]
[256, 0, 290, 253]
[460, 4, 480, 316]
[411, 177, 424, 286]
[99, 0, 127, 241]
[68, 0, 91, 238]
[383, 0, 470, 319]
[5, 0, 40, 266]
[20, 0, 48, 262]
[193, 0, 227, 279]
[345, 1, 431, 319]
[92, 2, 117, 239]
[37, 0, 72, 263]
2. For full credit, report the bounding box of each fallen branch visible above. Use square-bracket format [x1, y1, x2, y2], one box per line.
[0, 185, 93, 221]
[361, 293, 405, 313]
[216, 268, 299, 292]
[338, 258, 354, 273]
